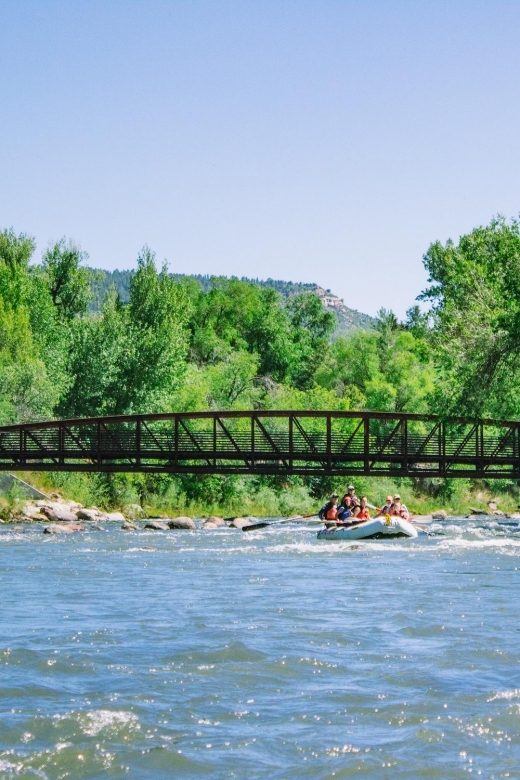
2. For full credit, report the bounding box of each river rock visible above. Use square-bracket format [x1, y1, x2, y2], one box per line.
[144, 521, 169, 530]
[125, 504, 144, 518]
[469, 507, 487, 515]
[203, 516, 226, 528]
[207, 516, 226, 526]
[40, 505, 78, 523]
[21, 502, 46, 519]
[13, 502, 48, 522]
[431, 509, 448, 520]
[231, 517, 253, 529]
[76, 508, 107, 522]
[167, 517, 195, 530]
[36, 498, 83, 511]
[122, 520, 138, 531]
[104, 512, 126, 523]
[44, 522, 84, 534]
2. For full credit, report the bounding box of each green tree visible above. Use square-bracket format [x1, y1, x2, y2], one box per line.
[420, 215, 520, 418]
[41, 239, 94, 321]
[60, 248, 190, 417]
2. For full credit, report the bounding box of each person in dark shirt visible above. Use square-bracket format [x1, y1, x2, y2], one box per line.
[319, 493, 339, 521]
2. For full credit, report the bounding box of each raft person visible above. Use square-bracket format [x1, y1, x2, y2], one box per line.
[389, 494, 410, 521]
[319, 493, 339, 521]
[340, 484, 358, 512]
[375, 495, 394, 518]
[353, 496, 371, 522]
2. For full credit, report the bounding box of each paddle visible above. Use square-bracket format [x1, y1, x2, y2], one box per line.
[242, 513, 318, 532]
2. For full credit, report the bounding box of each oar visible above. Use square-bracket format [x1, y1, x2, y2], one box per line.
[242, 514, 318, 532]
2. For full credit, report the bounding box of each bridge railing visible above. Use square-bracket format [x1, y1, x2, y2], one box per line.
[0, 410, 519, 477]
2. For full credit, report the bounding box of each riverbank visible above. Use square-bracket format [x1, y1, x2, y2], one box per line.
[1, 470, 519, 521]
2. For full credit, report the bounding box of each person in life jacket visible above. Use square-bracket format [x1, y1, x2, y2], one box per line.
[338, 484, 358, 516]
[375, 495, 394, 518]
[352, 496, 370, 522]
[389, 494, 410, 521]
[319, 493, 339, 521]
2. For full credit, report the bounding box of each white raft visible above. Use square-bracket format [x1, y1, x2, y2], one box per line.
[317, 516, 418, 541]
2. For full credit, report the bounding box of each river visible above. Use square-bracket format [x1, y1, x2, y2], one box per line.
[0, 517, 519, 778]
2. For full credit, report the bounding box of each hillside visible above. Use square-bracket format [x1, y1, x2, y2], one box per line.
[88, 269, 376, 333]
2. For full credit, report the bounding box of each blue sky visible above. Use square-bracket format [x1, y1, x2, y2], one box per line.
[1, 1, 519, 317]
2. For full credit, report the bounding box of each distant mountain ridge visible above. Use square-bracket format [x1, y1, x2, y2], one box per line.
[88, 268, 376, 334]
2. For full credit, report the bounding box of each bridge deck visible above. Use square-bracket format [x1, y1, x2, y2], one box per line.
[0, 410, 518, 477]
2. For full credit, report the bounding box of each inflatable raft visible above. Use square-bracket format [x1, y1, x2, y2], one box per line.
[317, 516, 418, 541]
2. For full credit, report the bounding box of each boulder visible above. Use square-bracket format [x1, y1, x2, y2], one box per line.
[431, 509, 448, 520]
[11, 502, 47, 522]
[36, 498, 83, 511]
[231, 517, 253, 529]
[40, 505, 78, 523]
[492, 509, 505, 516]
[203, 516, 226, 528]
[167, 517, 196, 530]
[76, 508, 107, 522]
[469, 507, 487, 515]
[21, 502, 45, 519]
[104, 512, 126, 523]
[121, 520, 137, 531]
[144, 521, 169, 531]
[125, 504, 144, 518]
[205, 516, 226, 527]
[44, 522, 84, 534]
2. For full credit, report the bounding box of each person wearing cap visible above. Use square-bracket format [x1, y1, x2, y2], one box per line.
[389, 494, 410, 521]
[319, 493, 339, 521]
[339, 484, 358, 513]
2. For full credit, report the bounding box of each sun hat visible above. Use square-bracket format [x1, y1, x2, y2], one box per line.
[393, 494, 401, 500]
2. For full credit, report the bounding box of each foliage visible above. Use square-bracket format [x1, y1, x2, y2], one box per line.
[59, 248, 190, 417]
[40, 239, 94, 322]
[5, 216, 520, 512]
[420, 215, 520, 418]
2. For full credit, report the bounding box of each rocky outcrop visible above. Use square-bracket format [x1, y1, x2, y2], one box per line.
[144, 521, 169, 531]
[44, 522, 84, 534]
[167, 517, 195, 530]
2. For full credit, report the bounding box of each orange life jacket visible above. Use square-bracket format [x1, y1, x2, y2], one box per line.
[357, 507, 369, 520]
[325, 505, 338, 520]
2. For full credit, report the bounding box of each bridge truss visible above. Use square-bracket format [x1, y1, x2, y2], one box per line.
[0, 410, 519, 478]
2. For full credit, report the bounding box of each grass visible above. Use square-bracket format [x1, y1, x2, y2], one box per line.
[2, 472, 520, 519]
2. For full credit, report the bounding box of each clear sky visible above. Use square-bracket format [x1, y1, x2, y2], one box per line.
[1, 1, 519, 317]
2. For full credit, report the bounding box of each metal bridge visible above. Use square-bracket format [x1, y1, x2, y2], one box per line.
[1, 410, 519, 478]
